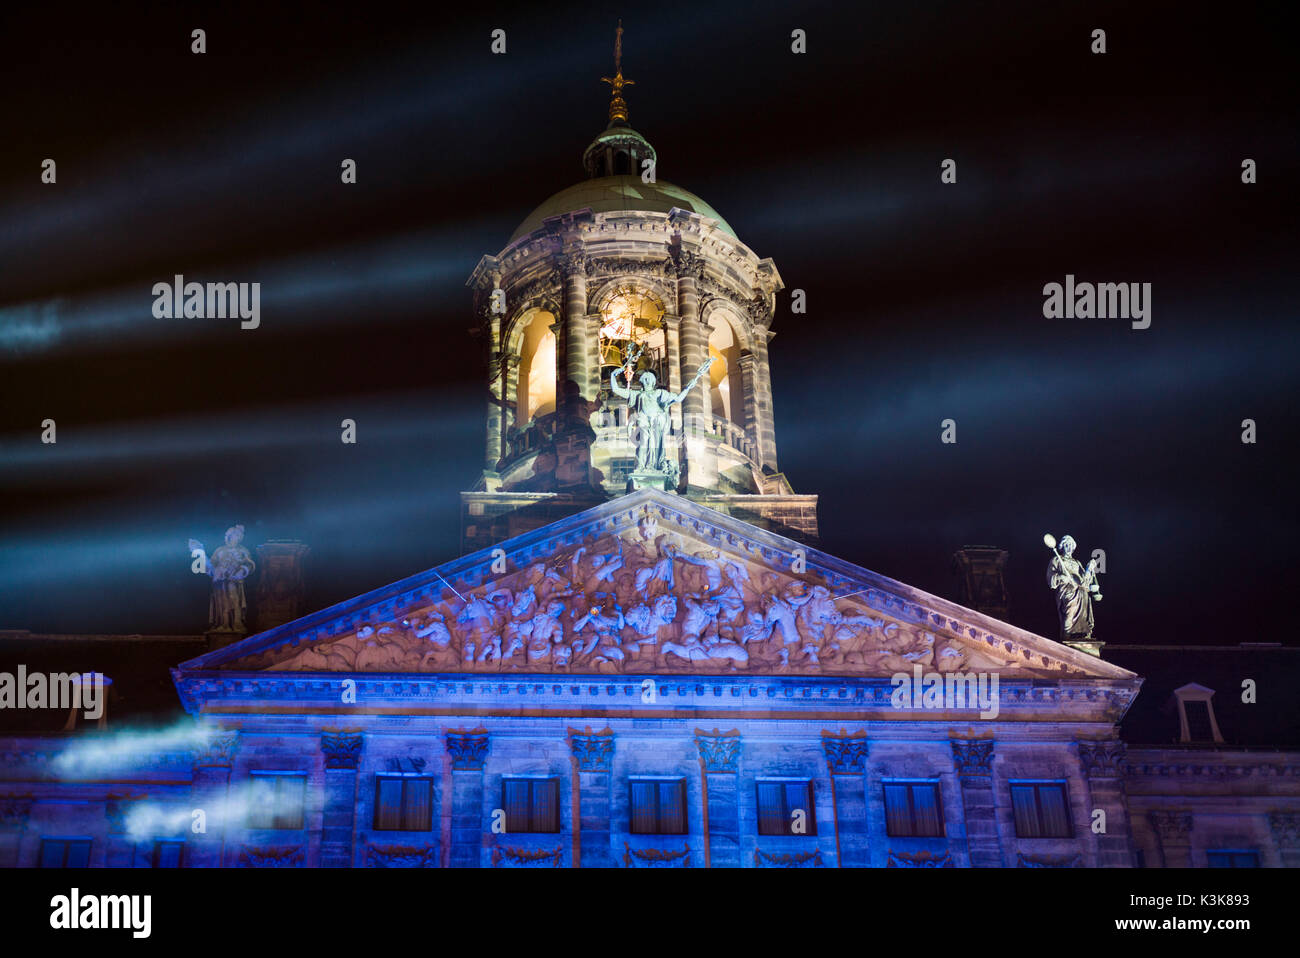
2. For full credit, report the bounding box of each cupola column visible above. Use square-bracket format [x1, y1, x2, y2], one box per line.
[675, 252, 717, 490]
[750, 329, 779, 472]
[485, 311, 504, 471]
[559, 251, 591, 418]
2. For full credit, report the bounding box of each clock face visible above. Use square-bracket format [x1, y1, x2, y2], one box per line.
[599, 286, 664, 344]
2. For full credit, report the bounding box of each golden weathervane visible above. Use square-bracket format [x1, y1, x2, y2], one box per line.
[600, 20, 634, 124]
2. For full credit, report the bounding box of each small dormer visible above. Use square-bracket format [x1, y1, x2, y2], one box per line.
[1174, 682, 1224, 744]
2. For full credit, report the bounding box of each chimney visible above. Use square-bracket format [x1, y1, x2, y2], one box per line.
[255, 539, 310, 631]
[951, 545, 1010, 620]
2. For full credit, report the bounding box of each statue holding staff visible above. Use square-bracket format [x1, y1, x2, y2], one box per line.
[1043, 533, 1102, 642]
[610, 348, 714, 475]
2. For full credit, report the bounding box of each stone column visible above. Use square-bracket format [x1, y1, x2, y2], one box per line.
[188, 733, 238, 868]
[320, 731, 363, 868]
[750, 324, 779, 472]
[736, 352, 758, 461]
[676, 254, 716, 491]
[663, 314, 683, 434]
[499, 352, 518, 464]
[485, 327, 503, 470]
[559, 253, 590, 414]
[1149, 811, 1193, 867]
[821, 732, 870, 868]
[1077, 740, 1132, 867]
[950, 739, 1003, 867]
[568, 727, 614, 868]
[695, 729, 741, 868]
[445, 729, 489, 868]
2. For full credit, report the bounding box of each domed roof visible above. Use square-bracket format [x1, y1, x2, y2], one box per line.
[510, 175, 736, 244]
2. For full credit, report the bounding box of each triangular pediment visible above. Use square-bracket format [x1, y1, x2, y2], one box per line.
[178, 489, 1133, 681]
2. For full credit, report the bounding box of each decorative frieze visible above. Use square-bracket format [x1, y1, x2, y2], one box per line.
[1017, 853, 1082, 868]
[238, 845, 304, 868]
[624, 842, 691, 867]
[754, 849, 824, 868]
[365, 844, 438, 868]
[887, 849, 953, 868]
[492, 845, 563, 867]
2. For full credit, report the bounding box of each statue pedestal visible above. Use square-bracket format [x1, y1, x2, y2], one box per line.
[1063, 639, 1105, 658]
[626, 471, 676, 493]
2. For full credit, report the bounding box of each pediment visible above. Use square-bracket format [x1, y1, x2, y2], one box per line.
[179, 489, 1132, 681]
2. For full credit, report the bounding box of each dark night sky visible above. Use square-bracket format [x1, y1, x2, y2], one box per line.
[1, 0, 1296, 646]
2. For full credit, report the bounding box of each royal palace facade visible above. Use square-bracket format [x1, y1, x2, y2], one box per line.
[2, 41, 1297, 869]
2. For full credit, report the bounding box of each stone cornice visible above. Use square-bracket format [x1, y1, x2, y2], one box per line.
[169, 671, 1138, 724]
[479, 212, 775, 301]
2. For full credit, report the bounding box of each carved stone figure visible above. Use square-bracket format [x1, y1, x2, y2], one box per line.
[1045, 534, 1101, 641]
[403, 609, 458, 670]
[191, 525, 257, 633]
[572, 593, 626, 670]
[610, 355, 714, 474]
[525, 600, 568, 667]
[624, 594, 677, 664]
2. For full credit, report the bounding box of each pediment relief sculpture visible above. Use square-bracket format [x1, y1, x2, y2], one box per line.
[233, 510, 1085, 678]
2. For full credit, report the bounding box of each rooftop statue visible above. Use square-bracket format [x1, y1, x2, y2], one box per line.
[1044, 533, 1102, 642]
[189, 525, 257, 633]
[610, 344, 713, 481]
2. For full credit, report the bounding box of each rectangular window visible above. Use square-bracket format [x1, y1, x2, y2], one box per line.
[756, 780, 817, 836]
[882, 781, 945, 837]
[501, 778, 560, 833]
[39, 839, 91, 868]
[629, 779, 687, 835]
[1010, 782, 1073, 838]
[152, 840, 184, 868]
[1208, 850, 1260, 868]
[247, 772, 307, 830]
[1184, 700, 1215, 741]
[373, 776, 434, 831]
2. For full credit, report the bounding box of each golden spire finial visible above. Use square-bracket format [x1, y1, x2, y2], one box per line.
[600, 20, 634, 125]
